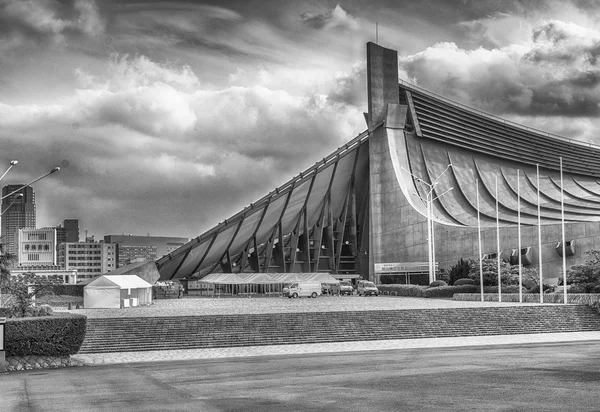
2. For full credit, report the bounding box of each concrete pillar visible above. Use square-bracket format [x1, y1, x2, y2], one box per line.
[367, 42, 399, 280]
[366, 42, 399, 129]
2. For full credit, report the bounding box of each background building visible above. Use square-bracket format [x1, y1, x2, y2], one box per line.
[16, 227, 57, 267]
[1, 185, 35, 256]
[57, 241, 116, 280]
[56, 219, 79, 243]
[104, 235, 188, 268]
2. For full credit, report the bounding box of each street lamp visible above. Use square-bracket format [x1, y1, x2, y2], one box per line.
[0, 161, 18, 182]
[400, 165, 454, 284]
[0, 167, 60, 201]
[0, 193, 23, 216]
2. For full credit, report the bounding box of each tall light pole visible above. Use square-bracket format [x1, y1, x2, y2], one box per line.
[1, 167, 61, 201]
[0, 193, 23, 216]
[0, 165, 60, 307]
[0, 161, 18, 182]
[0, 160, 19, 306]
[401, 165, 453, 284]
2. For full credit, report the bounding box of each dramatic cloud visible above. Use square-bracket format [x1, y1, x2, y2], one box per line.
[0, 0, 105, 47]
[400, 20, 600, 123]
[300, 4, 359, 31]
[0, 50, 365, 236]
[3, 0, 600, 238]
[326, 62, 367, 108]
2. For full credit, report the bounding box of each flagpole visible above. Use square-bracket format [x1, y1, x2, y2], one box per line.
[427, 193, 433, 284]
[496, 176, 501, 303]
[537, 164, 543, 304]
[518, 169, 522, 303]
[560, 157, 567, 304]
[432, 211, 436, 282]
[477, 178, 484, 302]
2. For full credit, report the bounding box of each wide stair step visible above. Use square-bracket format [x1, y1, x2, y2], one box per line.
[77, 306, 600, 354]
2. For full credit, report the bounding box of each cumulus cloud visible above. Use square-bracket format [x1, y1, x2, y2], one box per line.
[300, 4, 359, 31]
[73, 54, 199, 136]
[0, 51, 365, 236]
[0, 0, 105, 47]
[326, 62, 367, 107]
[399, 19, 600, 125]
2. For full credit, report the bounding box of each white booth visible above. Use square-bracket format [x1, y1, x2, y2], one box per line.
[84, 275, 153, 309]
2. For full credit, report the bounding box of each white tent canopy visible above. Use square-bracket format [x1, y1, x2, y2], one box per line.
[84, 275, 153, 309]
[199, 272, 340, 285]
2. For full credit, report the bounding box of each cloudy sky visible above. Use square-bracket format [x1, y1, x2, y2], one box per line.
[1, 0, 600, 240]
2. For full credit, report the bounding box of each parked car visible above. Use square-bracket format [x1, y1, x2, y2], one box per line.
[357, 281, 379, 296]
[339, 281, 353, 295]
[283, 282, 322, 298]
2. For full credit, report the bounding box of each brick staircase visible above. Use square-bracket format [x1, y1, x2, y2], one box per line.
[77, 305, 600, 354]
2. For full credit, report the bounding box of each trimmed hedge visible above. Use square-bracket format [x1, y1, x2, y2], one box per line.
[454, 278, 475, 286]
[38, 285, 84, 297]
[5, 312, 87, 356]
[378, 284, 479, 298]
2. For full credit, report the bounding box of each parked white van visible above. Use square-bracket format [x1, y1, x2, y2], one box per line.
[283, 282, 322, 298]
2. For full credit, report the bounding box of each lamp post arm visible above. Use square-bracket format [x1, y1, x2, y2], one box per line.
[0, 167, 60, 201]
[0, 161, 18, 182]
[431, 187, 454, 203]
[0, 196, 22, 216]
[431, 163, 453, 187]
[400, 166, 433, 196]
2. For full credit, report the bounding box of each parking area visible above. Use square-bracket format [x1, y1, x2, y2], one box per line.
[58, 295, 542, 318]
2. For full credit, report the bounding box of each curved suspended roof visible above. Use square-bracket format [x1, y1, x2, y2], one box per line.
[156, 80, 600, 280]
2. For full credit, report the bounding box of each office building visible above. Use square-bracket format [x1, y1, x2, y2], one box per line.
[57, 241, 117, 280]
[1, 185, 35, 256]
[56, 219, 79, 244]
[16, 227, 57, 266]
[104, 235, 188, 268]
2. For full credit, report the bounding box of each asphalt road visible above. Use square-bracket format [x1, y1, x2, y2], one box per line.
[3, 342, 600, 412]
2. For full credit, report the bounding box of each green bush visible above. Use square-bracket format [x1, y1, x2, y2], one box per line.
[5, 312, 87, 356]
[468, 259, 539, 287]
[484, 285, 528, 294]
[378, 284, 427, 297]
[567, 250, 600, 292]
[378, 284, 479, 298]
[454, 278, 474, 286]
[448, 258, 474, 285]
[39, 285, 84, 297]
[424, 284, 480, 298]
[429, 280, 448, 287]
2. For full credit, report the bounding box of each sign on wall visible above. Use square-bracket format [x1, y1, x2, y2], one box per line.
[374, 262, 437, 274]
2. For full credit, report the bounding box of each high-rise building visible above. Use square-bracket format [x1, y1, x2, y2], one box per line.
[103, 235, 188, 267]
[56, 219, 79, 244]
[1, 185, 35, 256]
[16, 227, 57, 266]
[57, 241, 116, 280]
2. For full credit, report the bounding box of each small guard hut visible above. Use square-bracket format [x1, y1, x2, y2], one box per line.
[84, 274, 153, 309]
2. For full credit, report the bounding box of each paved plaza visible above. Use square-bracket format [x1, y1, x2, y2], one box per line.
[60, 295, 546, 318]
[56, 296, 600, 366]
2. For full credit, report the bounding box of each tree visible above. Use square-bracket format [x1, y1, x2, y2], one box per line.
[448, 258, 474, 285]
[2, 272, 63, 317]
[468, 259, 539, 288]
[567, 250, 600, 293]
[0, 244, 16, 307]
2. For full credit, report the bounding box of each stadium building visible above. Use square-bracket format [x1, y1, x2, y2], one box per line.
[156, 43, 600, 285]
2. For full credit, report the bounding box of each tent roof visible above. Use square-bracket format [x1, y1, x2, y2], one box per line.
[198, 272, 339, 285]
[86, 274, 152, 289]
